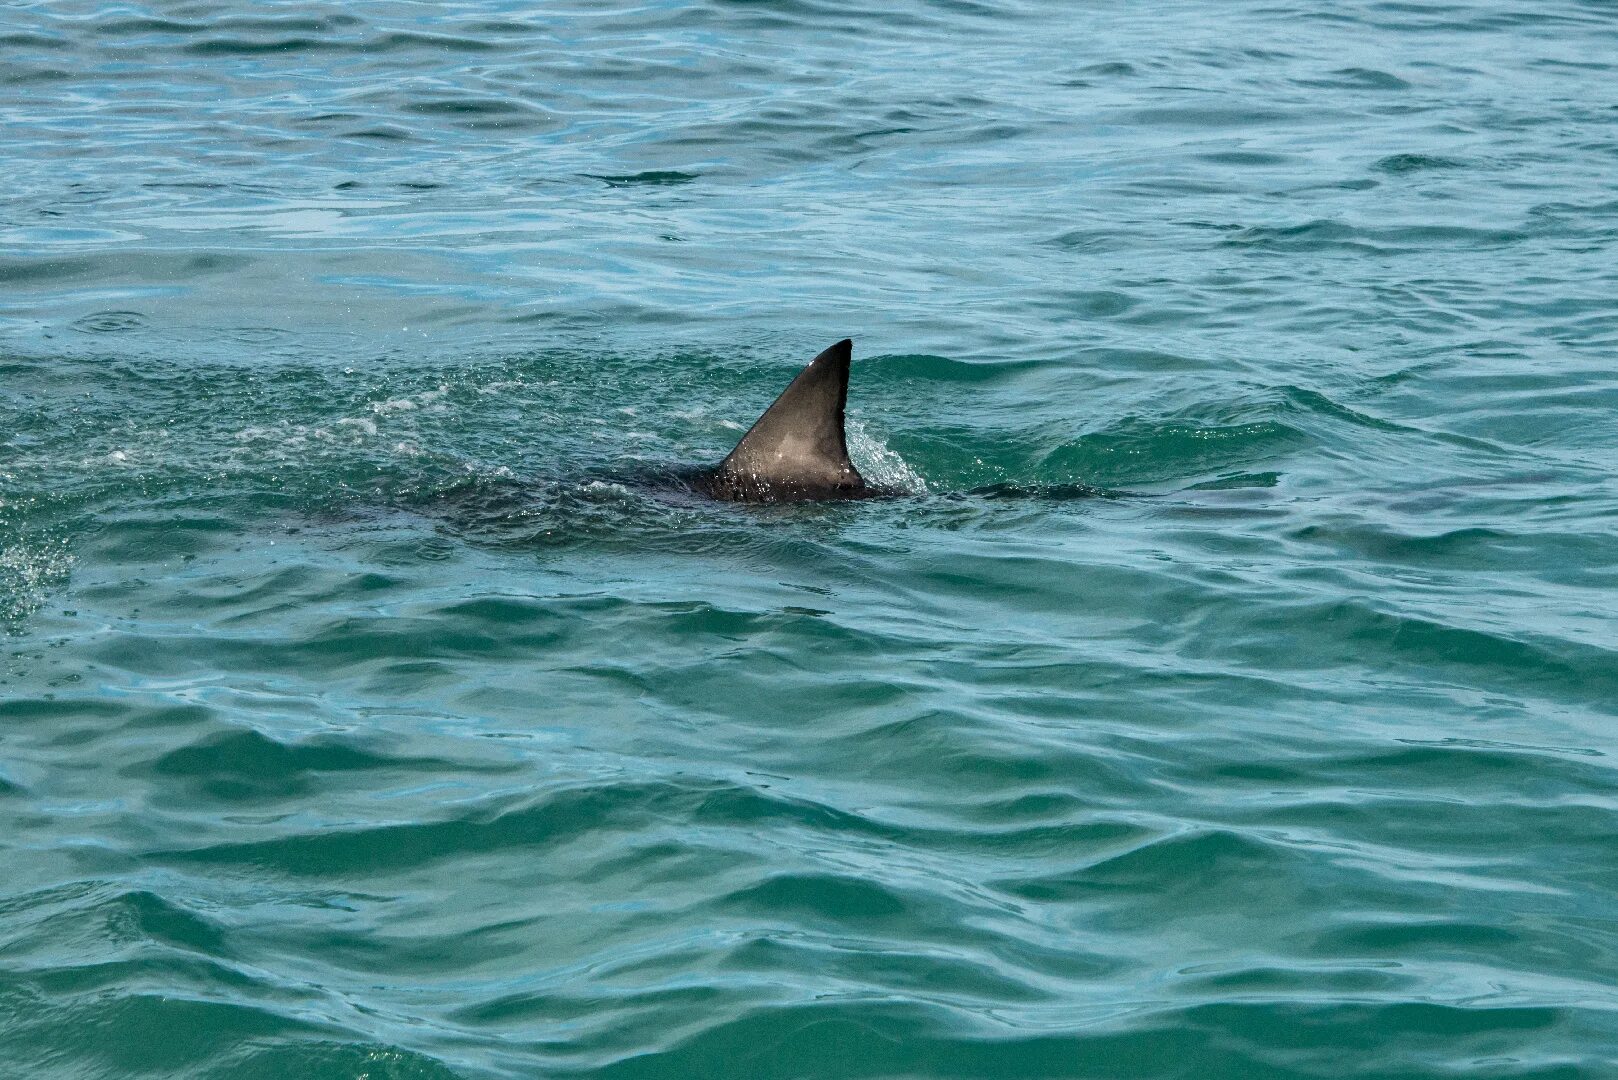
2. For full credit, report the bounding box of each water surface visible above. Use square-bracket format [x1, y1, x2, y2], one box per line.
[4, 1, 1618, 1077]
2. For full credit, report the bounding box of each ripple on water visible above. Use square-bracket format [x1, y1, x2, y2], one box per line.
[68, 310, 148, 334]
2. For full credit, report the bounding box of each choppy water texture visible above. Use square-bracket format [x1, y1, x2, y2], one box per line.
[4, 1, 1618, 1076]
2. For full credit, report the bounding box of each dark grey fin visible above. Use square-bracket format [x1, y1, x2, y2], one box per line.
[710, 338, 866, 501]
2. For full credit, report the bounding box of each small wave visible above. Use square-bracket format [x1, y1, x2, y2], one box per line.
[400, 96, 558, 132]
[1039, 418, 1310, 489]
[1374, 153, 1468, 173]
[865, 353, 1045, 384]
[148, 727, 479, 803]
[582, 171, 700, 187]
[1221, 218, 1525, 253]
[847, 418, 928, 494]
[1298, 67, 1413, 91]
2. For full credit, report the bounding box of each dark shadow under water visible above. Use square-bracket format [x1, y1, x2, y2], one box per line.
[384, 466, 1134, 553]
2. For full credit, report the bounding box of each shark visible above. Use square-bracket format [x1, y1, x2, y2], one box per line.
[695, 338, 886, 502]
[420, 337, 1105, 530]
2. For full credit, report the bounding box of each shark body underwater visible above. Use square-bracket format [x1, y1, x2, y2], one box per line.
[688, 338, 891, 503]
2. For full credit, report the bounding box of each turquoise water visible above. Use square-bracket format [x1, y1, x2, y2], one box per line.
[4, 1, 1618, 1076]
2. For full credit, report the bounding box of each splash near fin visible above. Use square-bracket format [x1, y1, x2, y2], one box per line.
[710, 338, 866, 501]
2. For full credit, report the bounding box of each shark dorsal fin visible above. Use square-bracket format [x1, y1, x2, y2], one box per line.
[713, 338, 865, 499]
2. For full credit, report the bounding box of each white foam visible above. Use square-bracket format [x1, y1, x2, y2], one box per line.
[847, 417, 928, 494]
[0, 537, 74, 625]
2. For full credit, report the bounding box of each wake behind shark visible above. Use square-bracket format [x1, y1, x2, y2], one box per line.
[695, 338, 891, 502]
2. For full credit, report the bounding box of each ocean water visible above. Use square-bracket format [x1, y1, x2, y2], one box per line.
[4, 1, 1618, 1076]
